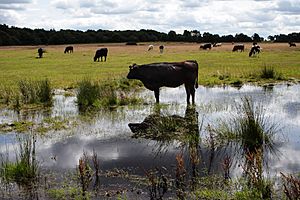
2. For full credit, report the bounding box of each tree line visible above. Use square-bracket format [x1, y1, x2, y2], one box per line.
[0, 24, 299, 46]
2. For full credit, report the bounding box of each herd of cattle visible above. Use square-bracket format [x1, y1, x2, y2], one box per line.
[35, 42, 297, 104]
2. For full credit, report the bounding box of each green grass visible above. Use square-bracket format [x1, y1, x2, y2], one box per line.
[0, 43, 299, 90]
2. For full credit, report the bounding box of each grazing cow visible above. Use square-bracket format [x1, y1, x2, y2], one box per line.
[213, 43, 222, 47]
[289, 42, 296, 47]
[64, 46, 73, 53]
[200, 43, 212, 50]
[148, 45, 154, 51]
[249, 45, 261, 57]
[159, 45, 164, 53]
[232, 44, 244, 52]
[38, 48, 44, 58]
[94, 48, 108, 62]
[127, 60, 198, 104]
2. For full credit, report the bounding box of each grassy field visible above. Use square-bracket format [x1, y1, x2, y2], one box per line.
[0, 42, 299, 89]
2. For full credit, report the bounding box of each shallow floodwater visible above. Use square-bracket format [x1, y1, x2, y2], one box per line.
[0, 83, 300, 198]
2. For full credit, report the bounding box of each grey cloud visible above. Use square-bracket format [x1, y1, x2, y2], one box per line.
[276, 0, 300, 14]
[0, 4, 24, 10]
[0, 12, 17, 24]
[0, 0, 31, 4]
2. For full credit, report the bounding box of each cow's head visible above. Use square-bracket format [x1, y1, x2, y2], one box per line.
[127, 63, 141, 79]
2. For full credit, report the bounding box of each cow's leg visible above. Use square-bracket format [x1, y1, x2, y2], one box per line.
[100, 56, 103, 62]
[185, 84, 191, 104]
[190, 85, 196, 104]
[154, 89, 160, 103]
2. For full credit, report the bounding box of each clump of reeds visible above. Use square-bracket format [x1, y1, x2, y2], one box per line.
[260, 66, 275, 79]
[0, 135, 39, 187]
[144, 167, 168, 200]
[77, 78, 101, 108]
[78, 152, 92, 197]
[175, 153, 186, 200]
[281, 172, 300, 200]
[260, 66, 284, 80]
[92, 149, 100, 189]
[214, 97, 279, 197]
[77, 79, 141, 111]
[18, 79, 52, 105]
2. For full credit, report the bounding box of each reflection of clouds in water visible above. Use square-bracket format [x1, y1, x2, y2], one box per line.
[272, 145, 300, 173]
[1, 84, 300, 175]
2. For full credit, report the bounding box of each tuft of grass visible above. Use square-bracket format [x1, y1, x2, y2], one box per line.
[18, 79, 52, 105]
[77, 78, 143, 111]
[0, 135, 39, 186]
[260, 66, 276, 79]
[77, 78, 101, 108]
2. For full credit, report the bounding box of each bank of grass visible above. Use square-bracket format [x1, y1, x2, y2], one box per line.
[77, 78, 143, 110]
[0, 43, 299, 90]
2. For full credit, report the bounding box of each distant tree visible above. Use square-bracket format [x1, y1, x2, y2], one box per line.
[267, 35, 274, 41]
[167, 30, 177, 41]
[252, 33, 261, 42]
[235, 33, 252, 42]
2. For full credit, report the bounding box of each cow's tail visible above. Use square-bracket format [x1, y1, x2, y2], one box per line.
[195, 61, 199, 89]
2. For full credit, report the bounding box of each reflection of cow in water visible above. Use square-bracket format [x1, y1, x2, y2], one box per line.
[64, 46, 73, 53]
[38, 48, 45, 58]
[127, 60, 198, 104]
[94, 48, 108, 62]
[128, 105, 199, 142]
[232, 44, 244, 52]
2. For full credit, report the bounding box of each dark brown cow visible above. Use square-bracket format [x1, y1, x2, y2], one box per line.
[127, 60, 198, 104]
[232, 44, 244, 52]
[38, 48, 44, 58]
[159, 45, 164, 53]
[200, 43, 212, 50]
[64, 46, 73, 53]
[94, 48, 108, 62]
[289, 42, 296, 47]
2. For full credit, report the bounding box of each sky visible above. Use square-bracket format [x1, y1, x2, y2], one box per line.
[0, 0, 299, 38]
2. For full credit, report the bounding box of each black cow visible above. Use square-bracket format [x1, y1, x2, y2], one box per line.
[289, 42, 296, 47]
[159, 45, 164, 53]
[232, 44, 244, 52]
[94, 48, 108, 62]
[38, 48, 44, 58]
[127, 60, 198, 104]
[64, 46, 73, 53]
[249, 45, 261, 57]
[199, 43, 212, 50]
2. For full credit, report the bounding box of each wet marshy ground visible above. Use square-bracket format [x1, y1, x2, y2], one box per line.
[0, 83, 300, 199]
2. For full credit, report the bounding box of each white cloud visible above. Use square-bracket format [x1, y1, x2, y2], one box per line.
[0, 0, 299, 37]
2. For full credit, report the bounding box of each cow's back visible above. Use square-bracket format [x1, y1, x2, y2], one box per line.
[139, 62, 197, 89]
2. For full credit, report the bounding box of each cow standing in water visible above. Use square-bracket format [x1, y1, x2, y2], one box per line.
[64, 46, 74, 53]
[127, 60, 198, 104]
[94, 48, 108, 62]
